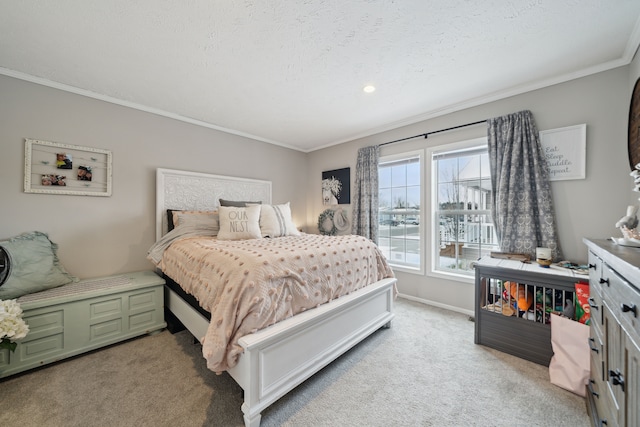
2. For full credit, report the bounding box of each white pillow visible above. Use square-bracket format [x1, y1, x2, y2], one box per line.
[217, 205, 262, 240]
[260, 202, 300, 237]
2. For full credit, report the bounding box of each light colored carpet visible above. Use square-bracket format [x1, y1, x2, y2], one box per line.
[0, 299, 589, 426]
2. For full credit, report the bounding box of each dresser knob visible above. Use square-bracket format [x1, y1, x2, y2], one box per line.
[589, 263, 596, 269]
[599, 278, 609, 286]
[588, 338, 599, 353]
[608, 369, 625, 392]
[588, 297, 599, 310]
[621, 303, 637, 317]
[588, 379, 599, 398]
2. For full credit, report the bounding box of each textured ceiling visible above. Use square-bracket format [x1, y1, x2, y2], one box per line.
[1, 1, 640, 152]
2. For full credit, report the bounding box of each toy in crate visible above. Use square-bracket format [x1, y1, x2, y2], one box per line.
[482, 279, 590, 325]
[504, 281, 534, 311]
[534, 288, 572, 323]
[532, 283, 589, 324]
[574, 282, 590, 325]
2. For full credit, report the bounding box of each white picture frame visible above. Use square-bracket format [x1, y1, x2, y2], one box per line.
[539, 124, 586, 181]
[24, 139, 112, 196]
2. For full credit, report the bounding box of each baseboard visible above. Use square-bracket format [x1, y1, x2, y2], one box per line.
[397, 293, 474, 318]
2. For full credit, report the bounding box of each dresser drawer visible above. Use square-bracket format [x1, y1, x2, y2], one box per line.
[588, 250, 604, 294]
[588, 378, 616, 427]
[604, 265, 640, 341]
[589, 283, 604, 338]
[589, 326, 604, 382]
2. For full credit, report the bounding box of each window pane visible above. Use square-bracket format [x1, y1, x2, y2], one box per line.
[391, 165, 407, 186]
[479, 178, 491, 209]
[432, 142, 499, 276]
[438, 214, 458, 245]
[457, 155, 479, 183]
[407, 186, 420, 209]
[390, 237, 406, 263]
[438, 182, 462, 210]
[379, 167, 391, 188]
[378, 236, 390, 259]
[407, 161, 420, 186]
[379, 188, 392, 209]
[391, 188, 407, 209]
[406, 237, 420, 266]
[378, 154, 421, 270]
[437, 157, 458, 183]
[378, 223, 391, 238]
[480, 153, 490, 173]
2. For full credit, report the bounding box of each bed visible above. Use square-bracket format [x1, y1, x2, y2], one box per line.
[150, 168, 397, 427]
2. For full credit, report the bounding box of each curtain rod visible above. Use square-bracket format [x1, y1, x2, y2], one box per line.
[378, 119, 487, 147]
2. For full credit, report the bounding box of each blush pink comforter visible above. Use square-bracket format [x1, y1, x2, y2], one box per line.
[158, 233, 394, 373]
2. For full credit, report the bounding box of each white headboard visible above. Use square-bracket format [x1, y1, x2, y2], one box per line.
[155, 168, 272, 240]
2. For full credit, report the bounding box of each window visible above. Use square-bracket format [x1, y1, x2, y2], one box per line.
[378, 151, 422, 271]
[429, 138, 498, 278]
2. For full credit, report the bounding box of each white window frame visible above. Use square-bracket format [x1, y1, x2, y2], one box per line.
[426, 137, 492, 284]
[378, 149, 424, 275]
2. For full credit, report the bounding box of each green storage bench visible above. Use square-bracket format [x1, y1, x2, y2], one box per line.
[0, 270, 166, 378]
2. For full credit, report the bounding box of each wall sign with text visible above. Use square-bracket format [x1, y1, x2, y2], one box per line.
[539, 124, 586, 181]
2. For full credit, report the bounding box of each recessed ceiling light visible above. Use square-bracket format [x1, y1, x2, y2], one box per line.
[363, 85, 376, 93]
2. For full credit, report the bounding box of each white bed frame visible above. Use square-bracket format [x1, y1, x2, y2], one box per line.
[156, 168, 396, 427]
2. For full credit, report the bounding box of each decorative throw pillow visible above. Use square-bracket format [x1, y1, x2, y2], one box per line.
[219, 199, 263, 207]
[217, 205, 262, 240]
[260, 202, 300, 237]
[167, 209, 219, 232]
[176, 211, 220, 235]
[166, 209, 180, 231]
[0, 231, 77, 299]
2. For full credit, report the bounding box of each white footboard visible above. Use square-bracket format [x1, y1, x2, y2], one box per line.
[165, 277, 396, 427]
[228, 277, 396, 427]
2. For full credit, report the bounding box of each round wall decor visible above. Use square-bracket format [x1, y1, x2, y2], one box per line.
[628, 77, 640, 170]
[318, 209, 337, 235]
[0, 247, 9, 286]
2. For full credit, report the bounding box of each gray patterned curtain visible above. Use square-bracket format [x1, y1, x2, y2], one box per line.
[487, 110, 562, 261]
[351, 145, 379, 241]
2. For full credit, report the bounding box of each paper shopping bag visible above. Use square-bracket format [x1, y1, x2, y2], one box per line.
[548, 313, 590, 396]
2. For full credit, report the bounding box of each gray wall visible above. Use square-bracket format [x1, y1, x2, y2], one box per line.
[2, 57, 638, 313]
[307, 64, 635, 314]
[632, 47, 640, 93]
[0, 74, 308, 279]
